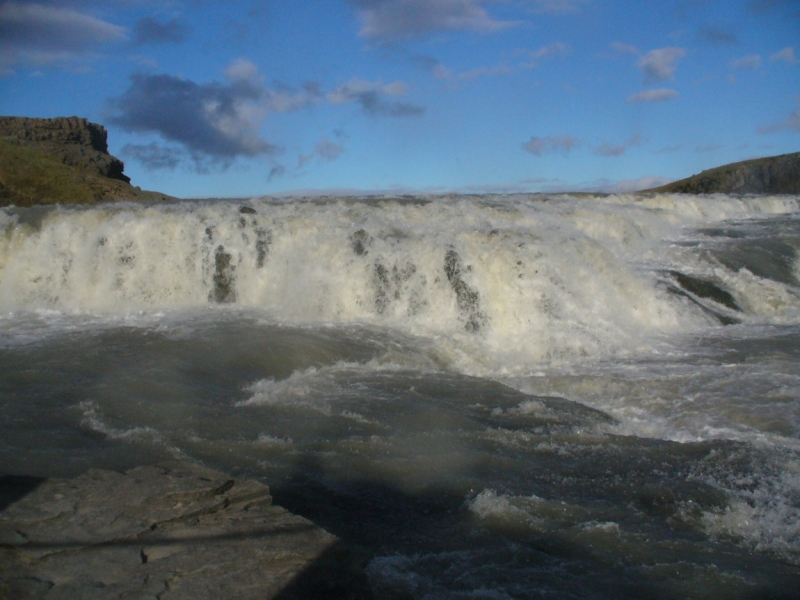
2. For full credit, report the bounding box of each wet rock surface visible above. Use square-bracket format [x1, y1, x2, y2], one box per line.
[0, 461, 370, 599]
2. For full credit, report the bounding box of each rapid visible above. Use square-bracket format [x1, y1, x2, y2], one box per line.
[1, 192, 799, 598]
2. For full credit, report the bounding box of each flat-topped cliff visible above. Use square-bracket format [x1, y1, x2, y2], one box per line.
[646, 151, 800, 195]
[0, 116, 173, 207]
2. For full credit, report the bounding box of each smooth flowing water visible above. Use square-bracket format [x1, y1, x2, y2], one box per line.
[1, 193, 799, 598]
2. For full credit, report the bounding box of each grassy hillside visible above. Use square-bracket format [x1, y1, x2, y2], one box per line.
[0, 139, 105, 206]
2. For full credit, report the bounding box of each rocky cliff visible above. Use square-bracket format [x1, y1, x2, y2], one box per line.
[0, 116, 173, 207]
[646, 151, 800, 195]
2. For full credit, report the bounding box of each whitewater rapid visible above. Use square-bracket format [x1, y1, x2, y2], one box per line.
[1, 193, 798, 372]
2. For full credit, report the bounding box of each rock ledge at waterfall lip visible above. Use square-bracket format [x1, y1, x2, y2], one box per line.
[0, 461, 369, 599]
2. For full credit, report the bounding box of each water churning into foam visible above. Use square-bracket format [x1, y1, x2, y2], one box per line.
[1, 194, 798, 373]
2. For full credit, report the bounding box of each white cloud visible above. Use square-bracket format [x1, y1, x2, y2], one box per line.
[0, 1, 126, 70]
[521, 41, 571, 68]
[728, 54, 762, 70]
[522, 135, 581, 155]
[327, 78, 424, 116]
[770, 47, 798, 64]
[637, 47, 686, 83]
[758, 105, 800, 133]
[627, 88, 679, 103]
[350, 0, 517, 42]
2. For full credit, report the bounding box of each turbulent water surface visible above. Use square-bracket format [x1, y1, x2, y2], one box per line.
[2, 193, 800, 598]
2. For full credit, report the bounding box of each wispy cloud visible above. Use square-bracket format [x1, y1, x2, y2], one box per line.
[120, 142, 183, 170]
[298, 137, 345, 167]
[522, 134, 581, 156]
[133, 17, 188, 45]
[0, 1, 126, 71]
[697, 25, 737, 45]
[637, 47, 686, 83]
[770, 46, 798, 64]
[427, 41, 569, 82]
[268, 164, 287, 181]
[728, 54, 762, 69]
[593, 133, 643, 157]
[628, 88, 679, 103]
[520, 41, 571, 68]
[349, 0, 518, 42]
[327, 78, 424, 116]
[757, 104, 800, 133]
[409, 54, 451, 78]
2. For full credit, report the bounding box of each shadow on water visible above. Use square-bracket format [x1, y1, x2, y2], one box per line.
[273, 542, 375, 600]
[2, 453, 799, 599]
[268, 453, 800, 600]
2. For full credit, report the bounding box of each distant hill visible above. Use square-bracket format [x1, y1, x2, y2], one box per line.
[645, 151, 800, 195]
[0, 116, 174, 207]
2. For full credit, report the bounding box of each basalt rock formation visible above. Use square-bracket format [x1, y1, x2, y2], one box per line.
[0, 116, 174, 207]
[0, 461, 370, 599]
[646, 151, 800, 195]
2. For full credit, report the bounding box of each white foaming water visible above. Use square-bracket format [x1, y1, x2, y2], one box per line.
[1, 194, 797, 374]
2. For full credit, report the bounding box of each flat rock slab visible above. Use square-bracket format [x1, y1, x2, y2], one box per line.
[0, 461, 368, 599]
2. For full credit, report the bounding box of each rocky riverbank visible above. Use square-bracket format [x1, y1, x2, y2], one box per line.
[646, 151, 800, 195]
[0, 116, 173, 207]
[0, 461, 371, 599]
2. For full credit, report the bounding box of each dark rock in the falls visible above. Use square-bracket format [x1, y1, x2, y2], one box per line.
[350, 229, 373, 256]
[444, 249, 488, 332]
[661, 280, 740, 326]
[669, 271, 741, 312]
[0, 116, 175, 207]
[239, 206, 258, 214]
[645, 151, 800, 195]
[211, 245, 237, 303]
[0, 461, 370, 600]
[255, 227, 272, 269]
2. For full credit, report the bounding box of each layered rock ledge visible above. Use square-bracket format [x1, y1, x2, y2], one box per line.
[0, 461, 369, 599]
[0, 116, 174, 207]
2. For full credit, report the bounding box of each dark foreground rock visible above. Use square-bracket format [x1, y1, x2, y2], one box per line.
[0, 461, 370, 600]
[0, 116, 174, 207]
[646, 151, 800, 195]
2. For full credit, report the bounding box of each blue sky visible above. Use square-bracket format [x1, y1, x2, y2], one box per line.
[0, 0, 798, 197]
